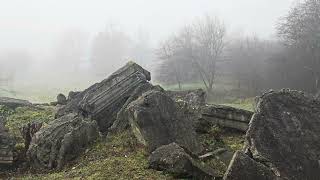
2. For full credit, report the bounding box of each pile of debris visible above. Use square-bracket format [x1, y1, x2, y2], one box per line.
[1, 62, 319, 180]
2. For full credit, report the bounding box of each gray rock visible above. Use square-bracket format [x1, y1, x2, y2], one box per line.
[124, 90, 202, 154]
[225, 89, 320, 180]
[56, 62, 151, 133]
[166, 89, 206, 108]
[223, 151, 278, 180]
[109, 83, 164, 133]
[27, 113, 98, 169]
[197, 105, 253, 132]
[0, 116, 15, 165]
[0, 97, 32, 109]
[149, 143, 218, 179]
[56, 94, 67, 105]
[67, 91, 81, 101]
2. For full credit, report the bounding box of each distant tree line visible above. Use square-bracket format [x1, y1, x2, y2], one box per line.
[155, 0, 320, 97]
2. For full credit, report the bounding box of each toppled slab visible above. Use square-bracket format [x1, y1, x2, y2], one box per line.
[0, 117, 15, 165]
[166, 89, 206, 108]
[223, 151, 277, 180]
[27, 113, 98, 169]
[0, 97, 32, 109]
[225, 89, 320, 180]
[149, 143, 218, 179]
[123, 90, 202, 153]
[197, 105, 253, 132]
[56, 62, 151, 133]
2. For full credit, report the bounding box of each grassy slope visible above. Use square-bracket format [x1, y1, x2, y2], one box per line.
[16, 132, 172, 180]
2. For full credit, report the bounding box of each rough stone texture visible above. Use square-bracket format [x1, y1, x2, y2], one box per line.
[243, 89, 320, 180]
[197, 105, 253, 132]
[27, 113, 98, 169]
[20, 122, 43, 153]
[223, 151, 278, 180]
[166, 89, 206, 108]
[0, 117, 15, 165]
[124, 90, 202, 154]
[56, 62, 151, 133]
[109, 83, 164, 133]
[0, 97, 32, 109]
[57, 94, 67, 105]
[67, 91, 81, 101]
[149, 143, 218, 179]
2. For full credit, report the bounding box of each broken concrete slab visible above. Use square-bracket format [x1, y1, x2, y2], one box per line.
[149, 143, 218, 179]
[27, 113, 98, 169]
[223, 151, 278, 180]
[124, 89, 202, 154]
[197, 105, 253, 132]
[56, 62, 151, 133]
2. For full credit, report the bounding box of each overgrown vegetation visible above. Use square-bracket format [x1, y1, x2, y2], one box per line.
[198, 125, 245, 176]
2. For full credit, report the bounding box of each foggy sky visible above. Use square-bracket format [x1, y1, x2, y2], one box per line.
[0, 0, 294, 56]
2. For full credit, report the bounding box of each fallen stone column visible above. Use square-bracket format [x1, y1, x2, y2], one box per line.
[56, 62, 151, 133]
[198, 105, 253, 132]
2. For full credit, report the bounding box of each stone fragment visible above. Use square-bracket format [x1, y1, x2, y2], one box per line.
[197, 105, 253, 132]
[149, 143, 218, 179]
[56, 93, 67, 105]
[27, 113, 98, 169]
[124, 90, 202, 153]
[223, 151, 278, 180]
[225, 89, 320, 180]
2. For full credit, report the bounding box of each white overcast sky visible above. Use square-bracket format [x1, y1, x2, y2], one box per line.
[0, 0, 295, 55]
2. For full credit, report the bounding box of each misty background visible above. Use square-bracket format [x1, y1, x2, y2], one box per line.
[2, 0, 317, 103]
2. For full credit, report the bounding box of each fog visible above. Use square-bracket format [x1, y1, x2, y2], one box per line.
[0, 0, 302, 102]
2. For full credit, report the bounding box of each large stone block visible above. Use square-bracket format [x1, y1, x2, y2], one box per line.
[56, 62, 151, 133]
[27, 113, 98, 169]
[123, 90, 202, 154]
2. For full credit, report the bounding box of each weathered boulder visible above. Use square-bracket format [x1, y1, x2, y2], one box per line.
[56, 94, 67, 105]
[225, 89, 320, 180]
[0, 97, 32, 109]
[123, 90, 202, 153]
[197, 105, 253, 132]
[166, 89, 206, 108]
[109, 83, 164, 132]
[149, 143, 218, 179]
[56, 62, 151, 133]
[27, 113, 98, 169]
[223, 151, 277, 180]
[0, 117, 15, 165]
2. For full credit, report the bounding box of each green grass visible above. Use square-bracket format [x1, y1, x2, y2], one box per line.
[4, 106, 55, 145]
[14, 131, 173, 180]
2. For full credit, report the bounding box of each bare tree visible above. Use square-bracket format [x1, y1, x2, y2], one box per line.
[277, 0, 320, 93]
[156, 15, 226, 95]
